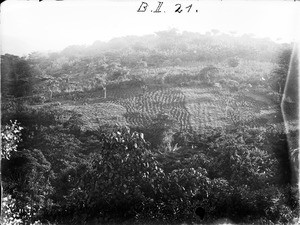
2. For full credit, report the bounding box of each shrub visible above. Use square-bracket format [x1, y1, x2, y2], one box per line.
[2, 113, 298, 224]
[2, 149, 53, 224]
[0, 195, 23, 225]
[133, 113, 178, 149]
[57, 127, 165, 221]
[198, 65, 219, 84]
[227, 57, 239, 67]
[52, 127, 219, 223]
[206, 127, 278, 184]
[1, 120, 23, 160]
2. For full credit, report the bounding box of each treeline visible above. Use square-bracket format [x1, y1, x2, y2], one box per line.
[59, 29, 284, 63]
[1, 107, 299, 224]
[1, 29, 292, 99]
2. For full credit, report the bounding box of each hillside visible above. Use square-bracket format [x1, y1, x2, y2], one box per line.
[2, 58, 284, 134]
[1, 30, 298, 225]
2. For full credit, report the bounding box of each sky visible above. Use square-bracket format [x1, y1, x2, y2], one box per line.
[1, 0, 299, 56]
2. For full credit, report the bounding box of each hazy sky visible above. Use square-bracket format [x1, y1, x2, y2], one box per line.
[1, 0, 299, 56]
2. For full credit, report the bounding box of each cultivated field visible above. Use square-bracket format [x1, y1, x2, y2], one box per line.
[3, 61, 285, 133]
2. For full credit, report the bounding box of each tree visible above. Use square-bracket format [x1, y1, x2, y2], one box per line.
[133, 113, 178, 149]
[1, 54, 34, 97]
[1, 121, 23, 216]
[227, 57, 239, 67]
[2, 149, 53, 224]
[58, 127, 164, 221]
[198, 65, 219, 84]
[93, 76, 107, 98]
[107, 63, 129, 81]
[270, 47, 293, 96]
[1, 120, 23, 160]
[2, 55, 34, 97]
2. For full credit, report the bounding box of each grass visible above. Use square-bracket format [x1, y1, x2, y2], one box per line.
[58, 102, 127, 130]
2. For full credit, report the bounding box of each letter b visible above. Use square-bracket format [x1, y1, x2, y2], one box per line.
[137, 2, 148, 12]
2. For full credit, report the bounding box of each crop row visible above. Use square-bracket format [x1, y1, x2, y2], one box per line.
[114, 88, 191, 129]
[187, 102, 228, 132]
[186, 91, 259, 132]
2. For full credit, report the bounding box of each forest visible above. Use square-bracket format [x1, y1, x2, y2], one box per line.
[1, 29, 299, 224]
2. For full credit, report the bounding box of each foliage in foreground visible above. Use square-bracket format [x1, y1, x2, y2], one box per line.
[1, 109, 299, 224]
[1, 120, 23, 160]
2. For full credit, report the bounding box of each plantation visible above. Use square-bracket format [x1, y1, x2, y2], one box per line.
[115, 88, 190, 130]
[1, 29, 299, 224]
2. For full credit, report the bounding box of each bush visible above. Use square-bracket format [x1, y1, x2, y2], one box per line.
[1, 120, 23, 159]
[2, 113, 298, 224]
[198, 65, 219, 84]
[55, 127, 164, 221]
[2, 149, 53, 224]
[161, 126, 299, 223]
[0, 195, 23, 225]
[133, 113, 178, 149]
[134, 169, 206, 223]
[51, 127, 221, 223]
[227, 57, 239, 67]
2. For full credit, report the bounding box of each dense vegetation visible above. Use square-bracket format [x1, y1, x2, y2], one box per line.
[1, 29, 288, 100]
[1, 30, 298, 224]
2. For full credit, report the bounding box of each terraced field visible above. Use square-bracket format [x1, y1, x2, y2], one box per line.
[24, 84, 281, 132]
[181, 88, 228, 131]
[113, 88, 191, 130]
[181, 87, 276, 132]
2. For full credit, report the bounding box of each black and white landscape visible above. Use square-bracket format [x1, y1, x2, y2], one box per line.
[1, 1, 299, 224]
